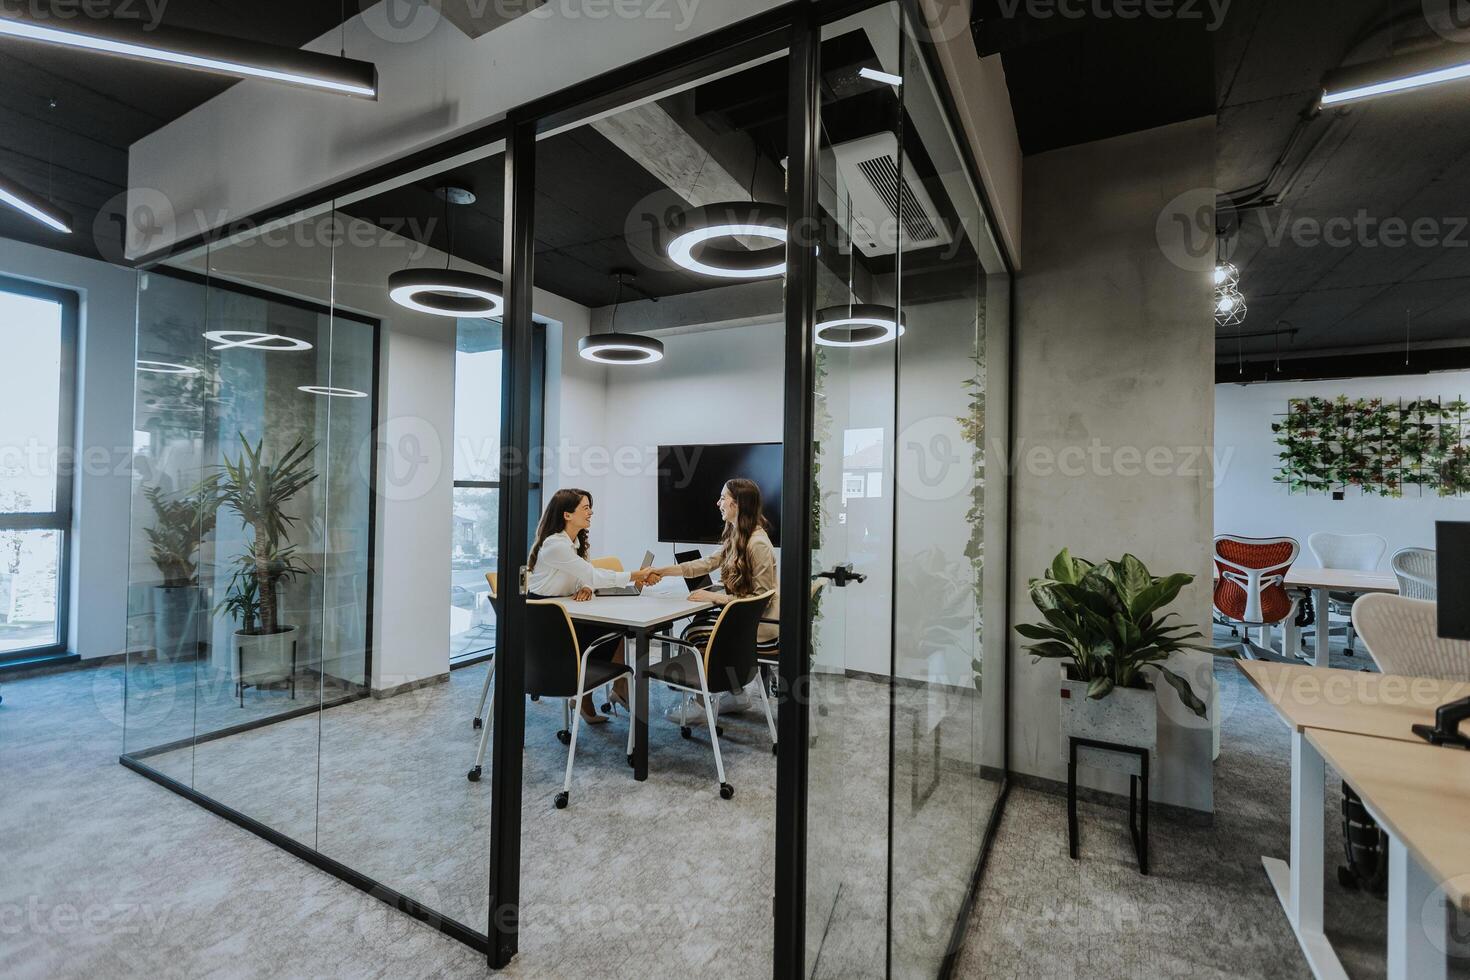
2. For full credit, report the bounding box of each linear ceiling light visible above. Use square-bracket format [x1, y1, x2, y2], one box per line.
[858, 66, 903, 86]
[815, 305, 905, 348]
[667, 203, 787, 279]
[0, 172, 70, 232]
[0, 11, 377, 98]
[1321, 46, 1470, 107]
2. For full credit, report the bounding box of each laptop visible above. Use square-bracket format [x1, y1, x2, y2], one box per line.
[595, 551, 656, 597]
[674, 548, 722, 594]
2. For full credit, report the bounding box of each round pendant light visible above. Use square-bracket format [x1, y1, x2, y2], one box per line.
[203, 330, 314, 352]
[136, 359, 200, 375]
[1213, 261, 1240, 289]
[1215, 287, 1247, 328]
[388, 186, 504, 319]
[579, 271, 665, 365]
[666, 202, 787, 279]
[298, 385, 369, 398]
[815, 304, 905, 348]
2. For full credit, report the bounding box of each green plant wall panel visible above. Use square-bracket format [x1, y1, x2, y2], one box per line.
[1273, 396, 1470, 497]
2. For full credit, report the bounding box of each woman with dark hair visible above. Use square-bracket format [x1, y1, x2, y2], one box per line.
[527, 488, 659, 722]
[649, 478, 779, 718]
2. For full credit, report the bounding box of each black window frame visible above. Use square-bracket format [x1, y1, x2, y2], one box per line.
[0, 272, 78, 665]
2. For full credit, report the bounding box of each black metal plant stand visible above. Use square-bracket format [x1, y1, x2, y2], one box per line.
[1067, 736, 1150, 875]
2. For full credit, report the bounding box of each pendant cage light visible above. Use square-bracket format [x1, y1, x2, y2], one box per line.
[387, 186, 504, 319]
[578, 271, 665, 365]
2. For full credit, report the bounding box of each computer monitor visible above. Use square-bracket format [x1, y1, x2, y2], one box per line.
[656, 442, 782, 546]
[1437, 521, 1470, 640]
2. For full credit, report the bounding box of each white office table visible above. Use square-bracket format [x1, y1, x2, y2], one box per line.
[1284, 568, 1399, 667]
[544, 589, 714, 781]
[1237, 660, 1470, 979]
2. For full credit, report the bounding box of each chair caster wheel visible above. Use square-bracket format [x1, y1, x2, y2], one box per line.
[772, 743, 778, 756]
[601, 702, 612, 714]
[472, 718, 483, 730]
[530, 695, 540, 702]
[467, 766, 482, 782]
[680, 726, 692, 740]
[555, 792, 568, 810]
[557, 729, 571, 745]
[719, 783, 734, 800]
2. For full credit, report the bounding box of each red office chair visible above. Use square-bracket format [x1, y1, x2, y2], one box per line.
[1213, 534, 1301, 660]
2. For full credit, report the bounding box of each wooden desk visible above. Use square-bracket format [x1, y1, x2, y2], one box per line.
[545, 589, 713, 782]
[1236, 660, 1470, 742]
[1308, 729, 1469, 980]
[1286, 568, 1399, 668]
[1238, 659, 1468, 980]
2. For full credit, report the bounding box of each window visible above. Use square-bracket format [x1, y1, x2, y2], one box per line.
[0, 275, 77, 661]
[449, 319, 544, 664]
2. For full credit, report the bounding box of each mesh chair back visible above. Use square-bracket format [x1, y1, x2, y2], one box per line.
[1353, 593, 1470, 680]
[1308, 531, 1387, 571]
[525, 600, 581, 699]
[1391, 547, 1437, 600]
[1214, 534, 1299, 626]
[703, 591, 773, 693]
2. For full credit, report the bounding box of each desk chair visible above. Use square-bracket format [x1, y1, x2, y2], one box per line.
[648, 591, 774, 800]
[590, 556, 623, 572]
[1213, 534, 1301, 660]
[1390, 547, 1437, 600]
[1307, 531, 1387, 657]
[1353, 593, 1470, 681]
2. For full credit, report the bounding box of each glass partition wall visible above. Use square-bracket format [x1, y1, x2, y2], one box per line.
[118, 2, 1011, 974]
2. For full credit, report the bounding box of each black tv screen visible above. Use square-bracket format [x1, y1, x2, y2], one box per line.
[657, 443, 782, 546]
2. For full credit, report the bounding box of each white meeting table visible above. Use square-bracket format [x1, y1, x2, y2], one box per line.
[543, 589, 714, 781]
[1283, 568, 1399, 667]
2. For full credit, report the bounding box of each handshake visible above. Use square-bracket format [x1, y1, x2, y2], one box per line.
[631, 567, 663, 587]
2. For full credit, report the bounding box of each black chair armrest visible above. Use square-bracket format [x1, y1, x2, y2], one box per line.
[649, 634, 702, 652]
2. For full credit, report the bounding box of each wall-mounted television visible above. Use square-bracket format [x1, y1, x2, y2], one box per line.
[657, 443, 782, 546]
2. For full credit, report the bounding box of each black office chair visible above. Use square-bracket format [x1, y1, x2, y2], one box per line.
[525, 599, 635, 810]
[648, 591, 774, 800]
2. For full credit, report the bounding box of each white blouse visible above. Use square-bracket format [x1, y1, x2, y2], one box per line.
[527, 532, 630, 597]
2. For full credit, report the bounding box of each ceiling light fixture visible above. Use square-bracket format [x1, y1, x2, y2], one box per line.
[298, 385, 368, 398]
[666, 203, 787, 279]
[136, 359, 199, 374]
[1321, 45, 1470, 107]
[1214, 287, 1247, 328]
[578, 271, 664, 365]
[1213, 261, 1239, 289]
[203, 331, 314, 352]
[0, 171, 70, 232]
[815, 305, 905, 348]
[388, 186, 504, 318]
[0, 10, 378, 98]
[858, 66, 903, 86]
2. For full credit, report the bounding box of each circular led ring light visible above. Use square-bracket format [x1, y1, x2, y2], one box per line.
[203, 331, 314, 352]
[137, 359, 200, 374]
[667, 203, 787, 279]
[388, 267, 504, 318]
[298, 385, 369, 398]
[814, 305, 906, 348]
[578, 332, 665, 365]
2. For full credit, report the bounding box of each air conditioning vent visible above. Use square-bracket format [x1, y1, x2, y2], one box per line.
[832, 133, 951, 258]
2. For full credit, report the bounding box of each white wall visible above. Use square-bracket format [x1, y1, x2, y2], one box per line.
[1215, 371, 1470, 563]
[0, 238, 135, 662]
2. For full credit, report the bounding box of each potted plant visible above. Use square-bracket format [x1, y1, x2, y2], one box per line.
[142, 484, 217, 661]
[1016, 549, 1230, 773]
[210, 435, 317, 699]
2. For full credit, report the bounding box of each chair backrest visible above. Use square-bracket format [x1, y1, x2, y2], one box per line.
[590, 556, 623, 572]
[524, 600, 582, 699]
[1390, 547, 1437, 601]
[1308, 531, 1387, 571]
[1214, 534, 1299, 626]
[702, 591, 774, 693]
[1353, 593, 1470, 680]
[485, 571, 498, 599]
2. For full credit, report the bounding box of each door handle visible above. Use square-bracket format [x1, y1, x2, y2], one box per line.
[816, 562, 866, 587]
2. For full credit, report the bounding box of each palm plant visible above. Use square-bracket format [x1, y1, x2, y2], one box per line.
[210, 435, 318, 635]
[142, 484, 218, 587]
[1016, 549, 1232, 718]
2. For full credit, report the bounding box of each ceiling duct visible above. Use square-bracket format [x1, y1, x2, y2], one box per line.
[830, 133, 950, 258]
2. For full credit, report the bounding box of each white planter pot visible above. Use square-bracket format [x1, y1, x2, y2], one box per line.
[1059, 666, 1157, 776]
[234, 625, 299, 689]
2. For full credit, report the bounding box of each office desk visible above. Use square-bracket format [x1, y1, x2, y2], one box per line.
[1284, 568, 1399, 667]
[1308, 729, 1470, 980]
[545, 590, 713, 782]
[1238, 660, 1468, 979]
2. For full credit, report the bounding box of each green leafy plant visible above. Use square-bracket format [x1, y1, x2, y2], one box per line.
[142, 484, 218, 588]
[1015, 549, 1232, 718]
[209, 435, 318, 635]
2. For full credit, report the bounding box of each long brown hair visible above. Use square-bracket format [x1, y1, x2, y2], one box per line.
[529, 488, 592, 571]
[720, 478, 772, 596]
